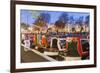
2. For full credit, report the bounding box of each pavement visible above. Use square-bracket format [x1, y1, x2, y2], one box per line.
[21, 46, 82, 63]
[21, 46, 49, 63]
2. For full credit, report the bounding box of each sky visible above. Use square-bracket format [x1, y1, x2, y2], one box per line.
[20, 9, 90, 25]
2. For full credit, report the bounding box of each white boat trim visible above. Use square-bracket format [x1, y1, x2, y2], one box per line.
[44, 51, 59, 56]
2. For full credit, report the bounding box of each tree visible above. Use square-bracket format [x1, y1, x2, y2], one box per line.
[40, 13, 51, 23]
[34, 16, 46, 27]
[75, 16, 84, 25]
[55, 20, 65, 28]
[59, 12, 69, 24]
[85, 15, 90, 24]
[34, 13, 50, 27]
[69, 16, 74, 25]
[21, 23, 29, 29]
[54, 12, 69, 28]
[30, 11, 41, 19]
[78, 16, 84, 25]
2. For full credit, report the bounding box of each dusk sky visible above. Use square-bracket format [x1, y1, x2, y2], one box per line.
[20, 10, 90, 25]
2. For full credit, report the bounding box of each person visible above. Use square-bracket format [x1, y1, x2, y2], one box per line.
[30, 34, 33, 48]
[33, 34, 37, 46]
[21, 33, 25, 44]
[24, 34, 30, 51]
[41, 35, 47, 47]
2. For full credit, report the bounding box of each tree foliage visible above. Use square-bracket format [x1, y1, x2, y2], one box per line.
[54, 12, 69, 28]
[34, 16, 46, 27]
[69, 16, 74, 24]
[40, 13, 51, 23]
[75, 16, 84, 25]
[21, 23, 29, 29]
[85, 15, 90, 24]
[59, 12, 69, 24]
[34, 13, 50, 27]
[55, 20, 66, 28]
